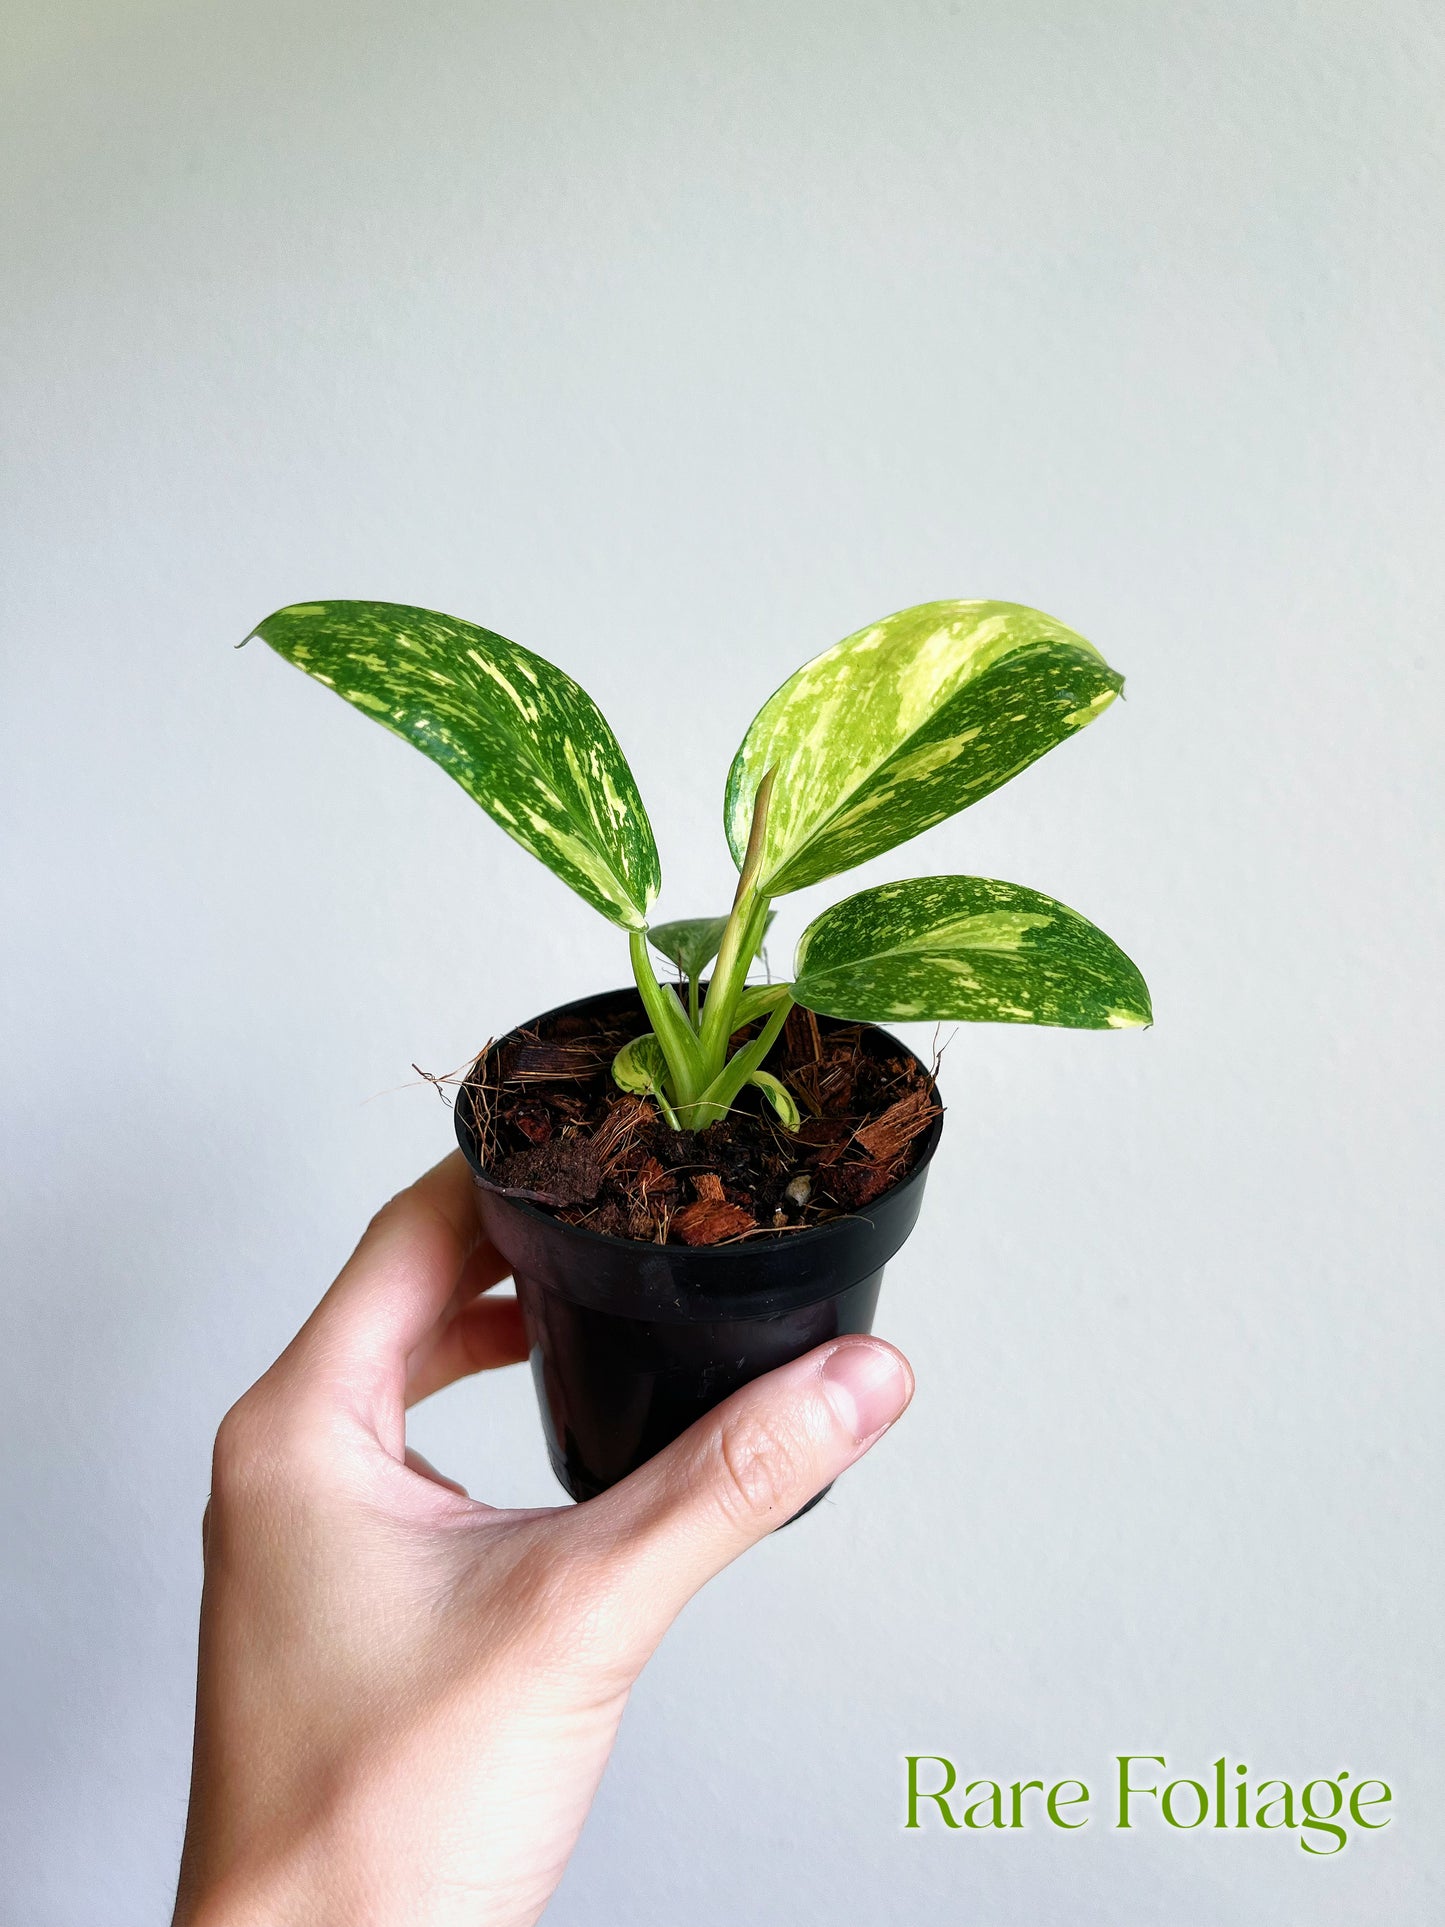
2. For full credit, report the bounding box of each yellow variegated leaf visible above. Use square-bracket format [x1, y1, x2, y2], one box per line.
[748, 1069, 800, 1130]
[792, 876, 1152, 1029]
[725, 601, 1124, 895]
[612, 1032, 669, 1095]
[253, 600, 659, 929]
[612, 1031, 681, 1127]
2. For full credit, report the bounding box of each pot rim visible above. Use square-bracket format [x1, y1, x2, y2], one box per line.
[453, 983, 945, 1264]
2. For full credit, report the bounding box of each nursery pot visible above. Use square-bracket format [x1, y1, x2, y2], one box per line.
[454, 987, 943, 1513]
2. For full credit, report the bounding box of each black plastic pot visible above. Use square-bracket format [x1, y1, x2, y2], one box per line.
[454, 987, 943, 1511]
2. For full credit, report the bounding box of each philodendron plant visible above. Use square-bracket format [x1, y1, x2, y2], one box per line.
[251, 597, 1150, 1130]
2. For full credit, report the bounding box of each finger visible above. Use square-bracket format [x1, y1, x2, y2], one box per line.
[581, 1337, 913, 1653]
[276, 1152, 499, 1423]
[404, 1446, 471, 1498]
[401, 1239, 516, 1398]
[406, 1293, 529, 1406]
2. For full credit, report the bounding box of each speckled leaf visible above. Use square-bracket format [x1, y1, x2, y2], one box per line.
[792, 876, 1152, 1029]
[725, 601, 1124, 895]
[253, 600, 660, 928]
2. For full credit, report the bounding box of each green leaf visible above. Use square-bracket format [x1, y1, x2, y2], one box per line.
[748, 1070, 800, 1131]
[792, 876, 1152, 1030]
[733, 981, 792, 1028]
[689, 997, 793, 1128]
[649, 910, 776, 980]
[725, 601, 1124, 895]
[253, 600, 660, 929]
[648, 916, 731, 980]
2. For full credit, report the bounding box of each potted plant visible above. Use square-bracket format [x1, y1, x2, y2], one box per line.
[251, 596, 1150, 1509]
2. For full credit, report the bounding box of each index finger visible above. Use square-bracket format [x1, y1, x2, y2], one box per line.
[277, 1151, 506, 1432]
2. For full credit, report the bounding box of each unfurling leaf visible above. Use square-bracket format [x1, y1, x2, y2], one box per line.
[648, 916, 731, 980]
[253, 601, 660, 928]
[792, 876, 1152, 1030]
[725, 601, 1123, 895]
[649, 910, 777, 980]
[748, 1069, 800, 1131]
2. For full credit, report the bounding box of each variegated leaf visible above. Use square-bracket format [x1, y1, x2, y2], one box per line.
[612, 1032, 680, 1127]
[725, 601, 1123, 895]
[612, 1032, 669, 1095]
[792, 876, 1151, 1029]
[253, 601, 660, 928]
[748, 1069, 800, 1130]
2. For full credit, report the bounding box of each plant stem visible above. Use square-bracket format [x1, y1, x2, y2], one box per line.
[687, 993, 794, 1128]
[635, 770, 785, 1131]
[629, 930, 705, 1106]
[696, 769, 777, 1081]
[696, 883, 766, 1078]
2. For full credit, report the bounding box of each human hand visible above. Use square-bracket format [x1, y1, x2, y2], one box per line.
[173, 1152, 914, 1926]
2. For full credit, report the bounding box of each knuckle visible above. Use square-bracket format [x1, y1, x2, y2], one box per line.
[714, 1406, 808, 1527]
[365, 1194, 403, 1238]
[363, 1187, 422, 1247]
[211, 1393, 262, 1476]
[210, 1385, 309, 1498]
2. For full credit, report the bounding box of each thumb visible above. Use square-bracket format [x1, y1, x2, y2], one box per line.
[584, 1337, 913, 1651]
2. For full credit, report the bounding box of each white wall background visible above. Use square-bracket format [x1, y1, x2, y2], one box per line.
[3, 2, 1442, 1921]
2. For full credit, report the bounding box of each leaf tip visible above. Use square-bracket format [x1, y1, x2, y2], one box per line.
[1104, 1004, 1151, 1030]
[1064, 685, 1122, 728]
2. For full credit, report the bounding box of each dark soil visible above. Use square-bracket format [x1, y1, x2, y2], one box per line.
[460, 994, 941, 1246]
